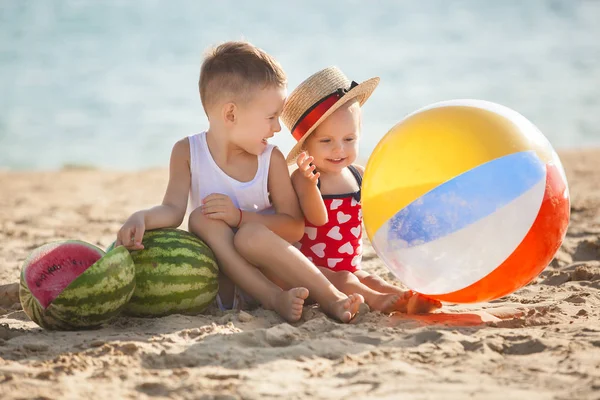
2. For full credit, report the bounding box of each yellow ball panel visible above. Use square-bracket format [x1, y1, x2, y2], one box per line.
[363, 104, 554, 239]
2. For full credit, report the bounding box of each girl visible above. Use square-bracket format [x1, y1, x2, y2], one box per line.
[282, 66, 441, 314]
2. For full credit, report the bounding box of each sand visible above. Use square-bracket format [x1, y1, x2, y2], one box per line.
[1, 149, 599, 400]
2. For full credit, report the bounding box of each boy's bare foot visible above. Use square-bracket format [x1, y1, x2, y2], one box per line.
[397, 290, 442, 314]
[273, 287, 309, 322]
[322, 293, 365, 323]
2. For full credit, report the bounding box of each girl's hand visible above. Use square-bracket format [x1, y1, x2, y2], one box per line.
[116, 211, 146, 250]
[201, 193, 241, 227]
[296, 152, 319, 185]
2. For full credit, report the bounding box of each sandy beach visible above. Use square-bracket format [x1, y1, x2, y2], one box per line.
[0, 148, 599, 400]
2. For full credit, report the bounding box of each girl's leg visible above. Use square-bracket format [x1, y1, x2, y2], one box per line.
[353, 270, 442, 314]
[318, 268, 407, 314]
[234, 222, 365, 323]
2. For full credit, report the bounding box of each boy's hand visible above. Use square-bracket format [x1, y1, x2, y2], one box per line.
[116, 211, 145, 250]
[202, 193, 241, 227]
[296, 152, 319, 185]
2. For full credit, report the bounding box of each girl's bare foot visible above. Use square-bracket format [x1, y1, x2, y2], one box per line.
[367, 293, 405, 314]
[273, 287, 309, 322]
[397, 290, 442, 314]
[322, 293, 365, 323]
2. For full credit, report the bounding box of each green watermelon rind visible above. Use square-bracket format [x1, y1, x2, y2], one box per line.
[19, 242, 136, 330]
[121, 228, 219, 317]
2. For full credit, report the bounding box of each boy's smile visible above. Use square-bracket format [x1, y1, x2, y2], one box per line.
[234, 86, 286, 155]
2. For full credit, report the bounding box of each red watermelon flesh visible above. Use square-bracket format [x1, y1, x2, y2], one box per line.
[24, 243, 103, 308]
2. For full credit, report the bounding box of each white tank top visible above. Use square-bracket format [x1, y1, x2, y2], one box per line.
[188, 131, 275, 214]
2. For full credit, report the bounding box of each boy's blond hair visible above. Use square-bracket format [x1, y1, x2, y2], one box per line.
[199, 41, 287, 115]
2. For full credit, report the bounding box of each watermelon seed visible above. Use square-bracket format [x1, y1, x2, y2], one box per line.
[35, 273, 48, 287]
[47, 265, 62, 275]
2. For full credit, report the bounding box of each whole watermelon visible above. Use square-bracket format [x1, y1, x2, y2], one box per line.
[108, 228, 219, 317]
[19, 241, 135, 330]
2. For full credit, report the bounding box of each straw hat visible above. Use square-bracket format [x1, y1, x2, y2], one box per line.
[282, 66, 380, 165]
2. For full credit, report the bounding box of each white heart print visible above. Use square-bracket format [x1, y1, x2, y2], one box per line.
[327, 258, 343, 268]
[305, 226, 317, 240]
[350, 225, 361, 238]
[310, 243, 326, 258]
[351, 255, 362, 267]
[351, 197, 359, 207]
[337, 211, 351, 224]
[327, 226, 343, 240]
[338, 242, 353, 255]
[330, 199, 343, 210]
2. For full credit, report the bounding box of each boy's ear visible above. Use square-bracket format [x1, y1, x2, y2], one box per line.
[222, 102, 237, 125]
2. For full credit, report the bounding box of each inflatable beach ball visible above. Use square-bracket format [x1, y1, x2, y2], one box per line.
[362, 99, 570, 303]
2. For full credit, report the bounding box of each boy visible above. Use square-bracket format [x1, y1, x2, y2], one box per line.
[116, 42, 364, 323]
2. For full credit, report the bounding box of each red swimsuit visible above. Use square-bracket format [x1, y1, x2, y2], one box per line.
[297, 166, 363, 273]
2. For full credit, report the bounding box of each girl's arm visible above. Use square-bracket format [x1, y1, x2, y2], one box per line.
[353, 164, 365, 177]
[291, 168, 328, 227]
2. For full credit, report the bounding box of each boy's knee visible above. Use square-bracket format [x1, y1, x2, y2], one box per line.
[188, 208, 230, 239]
[188, 207, 207, 234]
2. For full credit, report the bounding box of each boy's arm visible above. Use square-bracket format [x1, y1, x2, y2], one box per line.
[291, 168, 328, 227]
[143, 138, 191, 229]
[238, 148, 305, 243]
[118, 138, 191, 248]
